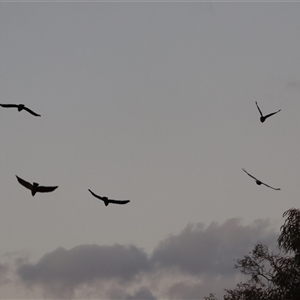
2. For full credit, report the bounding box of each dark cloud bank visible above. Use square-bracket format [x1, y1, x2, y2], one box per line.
[9, 218, 277, 299]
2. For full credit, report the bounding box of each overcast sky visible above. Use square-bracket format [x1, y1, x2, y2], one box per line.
[1, 2, 300, 299]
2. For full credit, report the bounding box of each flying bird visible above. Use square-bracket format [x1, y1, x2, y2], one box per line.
[88, 189, 130, 206]
[0, 104, 41, 117]
[242, 168, 280, 191]
[255, 101, 280, 123]
[16, 175, 58, 196]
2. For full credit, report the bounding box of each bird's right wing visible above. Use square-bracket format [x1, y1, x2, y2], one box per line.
[0, 104, 18, 108]
[23, 106, 41, 117]
[242, 168, 258, 181]
[261, 182, 281, 191]
[16, 176, 33, 190]
[88, 189, 104, 200]
[109, 199, 130, 205]
[37, 186, 58, 193]
[263, 109, 281, 120]
[255, 101, 263, 117]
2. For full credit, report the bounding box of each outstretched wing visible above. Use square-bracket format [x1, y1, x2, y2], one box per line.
[242, 169, 280, 190]
[242, 168, 259, 181]
[23, 106, 41, 117]
[108, 199, 130, 205]
[37, 185, 58, 193]
[261, 182, 281, 191]
[0, 104, 18, 108]
[255, 101, 263, 117]
[88, 189, 105, 200]
[16, 175, 33, 190]
[263, 109, 281, 120]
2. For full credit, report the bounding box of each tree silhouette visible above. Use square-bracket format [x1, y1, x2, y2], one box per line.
[205, 208, 300, 300]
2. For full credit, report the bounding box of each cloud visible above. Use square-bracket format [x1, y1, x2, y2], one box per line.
[11, 218, 278, 299]
[0, 263, 10, 285]
[126, 287, 156, 300]
[151, 218, 277, 276]
[106, 286, 157, 300]
[17, 244, 150, 298]
[165, 273, 249, 299]
[167, 281, 208, 299]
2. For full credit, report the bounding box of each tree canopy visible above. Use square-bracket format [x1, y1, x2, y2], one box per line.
[205, 208, 300, 300]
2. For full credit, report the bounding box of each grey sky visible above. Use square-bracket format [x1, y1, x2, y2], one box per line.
[1, 2, 300, 298]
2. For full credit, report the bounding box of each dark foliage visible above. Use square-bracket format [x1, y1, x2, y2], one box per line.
[205, 208, 300, 300]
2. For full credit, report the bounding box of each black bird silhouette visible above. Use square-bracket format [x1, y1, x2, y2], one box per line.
[0, 104, 41, 117]
[88, 189, 130, 206]
[242, 168, 280, 190]
[16, 175, 58, 196]
[255, 101, 280, 123]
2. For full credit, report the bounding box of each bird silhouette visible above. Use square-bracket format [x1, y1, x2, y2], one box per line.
[255, 101, 280, 123]
[16, 175, 58, 196]
[88, 189, 130, 206]
[0, 104, 41, 117]
[242, 168, 280, 190]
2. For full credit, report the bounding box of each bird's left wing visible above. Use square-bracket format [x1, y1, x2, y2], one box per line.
[242, 168, 258, 181]
[37, 186, 58, 193]
[16, 175, 33, 190]
[255, 101, 263, 117]
[0, 104, 18, 108]
[88, 189, 104, 200]
[23, 106, 41, 117]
